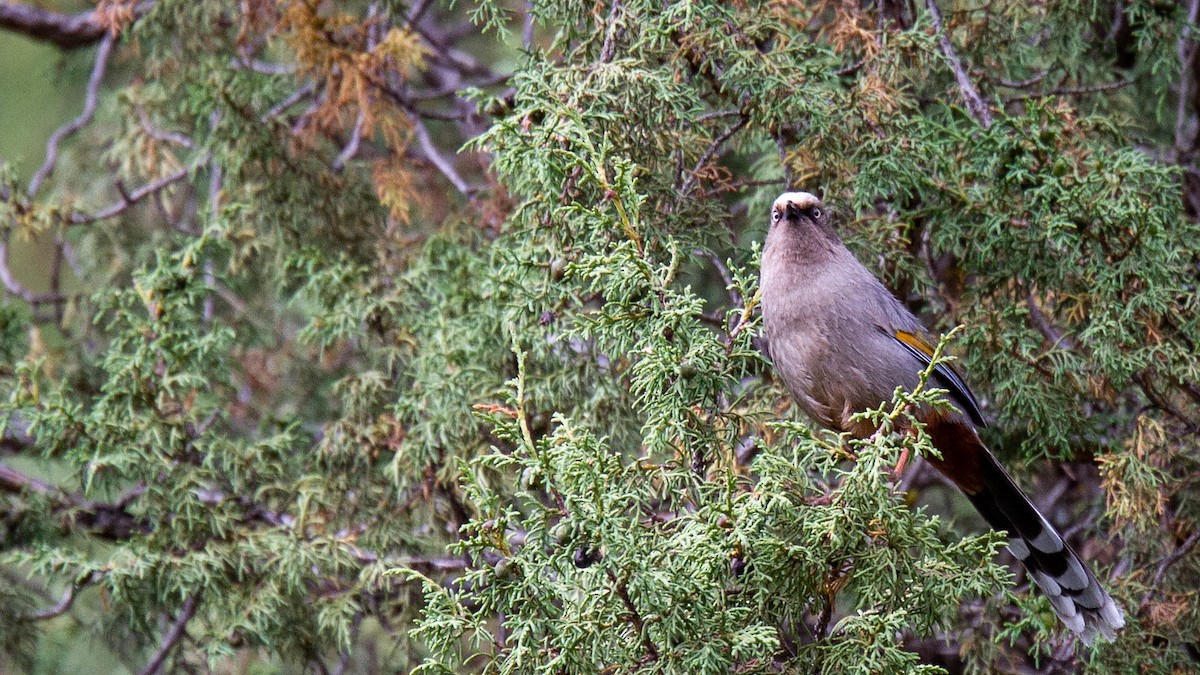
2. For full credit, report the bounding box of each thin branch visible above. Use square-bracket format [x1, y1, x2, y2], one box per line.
[263, 82, 317, 122]
[814, 589, 834, 639]
[1176, 0, 1200, 154]
[1139, 529, 1200, 608]
[70, 166, 193, 224]
[598, 0, 622, 63]
[0, 416, 34, 453]
[726, 177, 787, 190]
[27, 32, 117, 197]
[203, 151, 222, 324]
[925, 0, 992, 128]
[695, 109, 741, 123]
[1025, 291, 1078, 351]
[403, 69, 512, 100]
[680, 114, 749, 195]
[30, 587, 79, 621]
[0, 462, 54, 493]
[0, 238, 34, 303]
[333, 109, 368, 172]
[0, 235, 66, 306]
[135, 105, 195, 149]
[734, 434, 759, 467]
[522, 1, 535, 51]
[27, 572, 101, 621]
[1135, 370, 1196, 430]
[409, 19, 492, 77]
[48, 235, 65, 322]
[409, 116, 475, 196]
[696, 248, 742, 308]
[834, 57, 867, 77]
[138, 593, 200, 675]
[1007, 77, 1135, 103]
[776, 134, 794, 187]
[992, 70, 1049, 89]
[406, 0, 435, 28]
[0, 461, 149, 539]
[231, 57, 296, 76]
[0, 1, 105, 50]
[606, 570, 660, 661]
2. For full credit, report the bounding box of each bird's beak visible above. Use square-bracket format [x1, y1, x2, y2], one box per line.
[785, 202, 801, 221]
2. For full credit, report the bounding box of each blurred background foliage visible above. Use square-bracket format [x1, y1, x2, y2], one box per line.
[0, 0, 1198, 673]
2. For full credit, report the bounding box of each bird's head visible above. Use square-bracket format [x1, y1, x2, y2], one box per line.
[764, 191, 845, 263]
[770, 191, 828, 231]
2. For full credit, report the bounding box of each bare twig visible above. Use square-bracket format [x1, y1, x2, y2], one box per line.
[0, 461, 149, 539]
[70, 166, 193, 224]
[1025, 291, 1078, 351]
[263, 82, 317, 122]
[30, 587, 79, 621]
[333, 110, 368, 171]
[992, 70, 1049, 89]
[1176, 0, 1200, 154]
[27, 572, 102, 621]
[409, 116, 475, 196]
[0, 462, 54, 493]
[0, 235, 66, 307]
[27, 32, 116, 197]
[138, 593, 200, 675]
[726, 177, 787, 190]
[0, 416, 34, 453]
[48, 235, 65, 322]
[135, 105, 195, 148]
[814, 589, 834, 639]
[696, 248, 742, 308]
[680, 114, 749, 195]
[734, 434, 759, 467]
[1007, 77, 1134, 103]
[835, 57, 867, 77]
[1139, 529, 1200, 608]
[598, 0, 623, 63]
[406, 0, 435, 27]
[606, 570, 660, 661]
[409, 20, 492, 77]
[1135, 370, 1197, 430]
[522, 1, 535, 50]
[695, 109, 741, 123]
[232, 57, 296, 76]
[0, 1, 105, 49]
[203, 152, 222, 323]
[925, 0, 992, 128]
[776, 134, 794, 187]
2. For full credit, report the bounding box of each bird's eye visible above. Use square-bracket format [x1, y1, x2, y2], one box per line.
[811, 207, 821, 219]
[772, 210, 781, 222]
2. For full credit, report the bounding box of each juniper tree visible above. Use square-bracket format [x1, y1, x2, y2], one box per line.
[0, 0, 1197, 673]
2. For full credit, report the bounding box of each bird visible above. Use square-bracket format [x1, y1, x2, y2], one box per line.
[759, 191, 1125, 644]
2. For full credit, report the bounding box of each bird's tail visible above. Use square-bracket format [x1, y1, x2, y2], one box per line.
[925, 420, 1125, 644]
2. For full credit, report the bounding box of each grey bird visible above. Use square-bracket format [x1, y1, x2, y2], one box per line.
[760, 190, 1125, 643]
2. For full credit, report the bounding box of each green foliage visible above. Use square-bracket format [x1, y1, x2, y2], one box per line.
[1, 0, 1198, 673]
[409, 351, 1007, 674]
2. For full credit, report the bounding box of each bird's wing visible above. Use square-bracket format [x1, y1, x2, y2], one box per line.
[890, 329, 986, 427]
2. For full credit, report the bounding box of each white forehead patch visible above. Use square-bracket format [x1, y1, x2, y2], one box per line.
[773, 191, 821, 213]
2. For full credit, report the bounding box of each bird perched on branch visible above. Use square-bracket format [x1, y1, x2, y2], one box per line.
[759, 191, 1125, 643]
